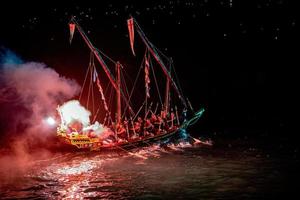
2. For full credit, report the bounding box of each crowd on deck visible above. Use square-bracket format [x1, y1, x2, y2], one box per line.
[114, 110, 178, 141]
[65, 109, 183, 143]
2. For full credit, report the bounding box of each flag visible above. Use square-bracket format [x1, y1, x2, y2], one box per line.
[145, 54, 150, 98]
[93, 68, 98, 82]
[127, 18, 135, 56]
[96, 77, 109, 111]
[69, 23, 76, 44]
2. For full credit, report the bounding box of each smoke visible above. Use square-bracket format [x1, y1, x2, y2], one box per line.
[58, 100, 91, 127]
[57, 100, 114, 140]
[0, 49, 80, 147]
[0, 49, 80, 182]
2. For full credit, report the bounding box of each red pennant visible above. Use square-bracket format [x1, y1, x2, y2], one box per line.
[145, 54, 150, 98]
[69, 23, 76, 44]
[127, 18, 135, 56]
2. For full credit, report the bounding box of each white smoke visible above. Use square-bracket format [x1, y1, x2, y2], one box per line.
[58, 100, 91, 127]
[83, 121, 114, 139]
[58, 100, 114, 139]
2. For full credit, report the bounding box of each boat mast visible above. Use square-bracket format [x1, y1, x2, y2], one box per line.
[116, 61, 121, 124]
[164, 63, 171, 114]
[133, 18, 188, 109]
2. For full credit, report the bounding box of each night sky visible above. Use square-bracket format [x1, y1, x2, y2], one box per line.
[0, 0, 298, 144]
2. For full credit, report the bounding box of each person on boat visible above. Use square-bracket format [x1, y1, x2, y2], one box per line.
[133, 117, 142, 137]
[138, 117, 146, 137]
[144, 118, 154, 136]
[128, 118, 137, 139]
[167, 110, 176, 130]
[150, 113, 157, 124]
[154, 115, 163, 134]
[161, 110, 167, 119]
[116, 123, 127, 139]
[150, 113, 158, 134]
[181, 108, 187, 123]
[123, 119, 130, 140]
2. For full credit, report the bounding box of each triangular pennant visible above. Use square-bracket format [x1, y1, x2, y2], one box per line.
[127, 18, 135, 56]
[69, 23, 76, 44]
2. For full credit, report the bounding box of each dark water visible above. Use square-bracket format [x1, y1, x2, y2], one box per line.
[0, 141, 298, 199]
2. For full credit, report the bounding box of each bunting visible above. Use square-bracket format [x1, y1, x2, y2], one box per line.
[69, 23, 76, 44]
[93, 67, 98, 82]
[96, 77, 109, 111]
[127, 18, 135, 56]
[145, 53, 150, 98]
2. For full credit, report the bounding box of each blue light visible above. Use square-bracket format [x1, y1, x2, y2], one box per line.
[179, 128, 188, 140]
[0, 48, 23, 66]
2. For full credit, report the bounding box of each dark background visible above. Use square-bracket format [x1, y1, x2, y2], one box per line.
[0, 0, 298, 148]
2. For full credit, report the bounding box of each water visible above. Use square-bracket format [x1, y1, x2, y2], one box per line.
[0, 142, 298, 199]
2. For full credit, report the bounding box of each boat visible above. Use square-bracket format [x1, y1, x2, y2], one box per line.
[56, 16, 205, 151]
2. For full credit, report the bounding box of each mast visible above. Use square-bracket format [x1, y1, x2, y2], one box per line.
[133, 18, 188, 109]
[164, 61, 171, 114]
[70, 17, 134, 115]
[116, 61, 121, 124]
[164, 72, 170, 113]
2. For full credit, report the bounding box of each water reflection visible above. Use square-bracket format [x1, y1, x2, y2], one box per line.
[0, 142, 297, 199]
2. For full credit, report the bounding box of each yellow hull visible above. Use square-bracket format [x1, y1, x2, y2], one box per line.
[57, 128, 102, 150]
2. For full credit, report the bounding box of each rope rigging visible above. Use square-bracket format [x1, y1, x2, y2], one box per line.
[71, 16, 196, 129]
[79, 52, 93, 102]
[120, 69, 131, 120]
[121, 53, 145, 118]
[96, 48, 117, 65]
[133, 18, 188, 109]
[149, 53, 163, 106]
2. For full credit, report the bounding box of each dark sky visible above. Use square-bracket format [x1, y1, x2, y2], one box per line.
[0, 0, 298, 139]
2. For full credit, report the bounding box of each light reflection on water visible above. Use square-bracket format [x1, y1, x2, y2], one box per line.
[0, 142, 297, 199]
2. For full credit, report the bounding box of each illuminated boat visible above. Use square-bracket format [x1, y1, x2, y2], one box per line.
[56, 17, 205, 151]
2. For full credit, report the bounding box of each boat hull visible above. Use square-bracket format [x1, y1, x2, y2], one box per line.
[57, 108, 205, 151]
